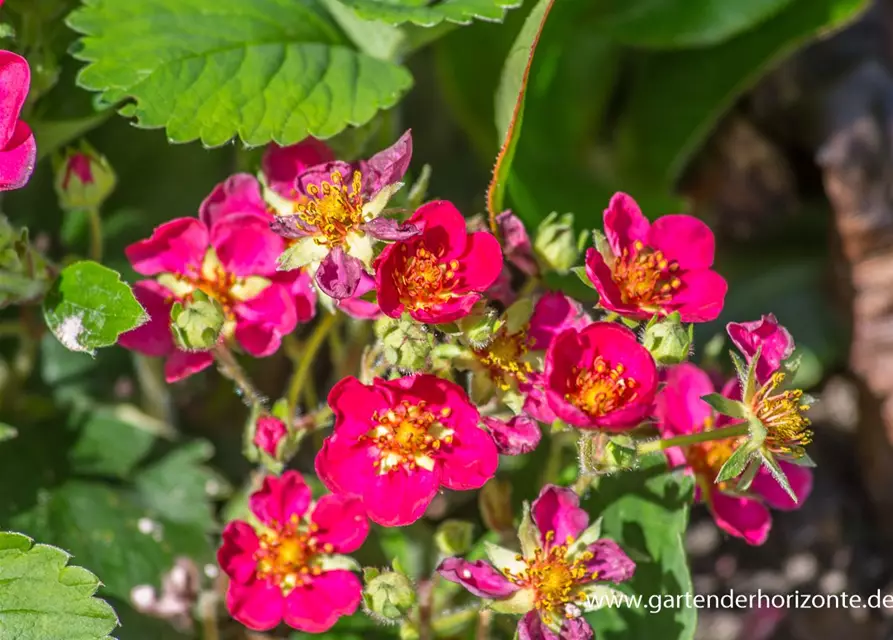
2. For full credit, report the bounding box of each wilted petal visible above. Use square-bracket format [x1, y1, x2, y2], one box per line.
[362, 129, 412, 194]
[497, 210, 538, 276]
[361, 216, 420, 241]
[437, 558, 520, 598]
[483, 415, 542, 455]
[531, 485, 589, 550]
[582, 539, 635, 584]
[315, 246, 363, 299]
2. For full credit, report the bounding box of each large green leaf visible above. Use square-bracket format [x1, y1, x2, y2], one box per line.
[335, 0, 519, 27]
[616, 0, 870, 190]
[589, 0, 795, 48]
[585, 455, 696, 640]
[67, 0, 413, 147]
[0, 531, 118, 640]
[43, 261, 147, 355]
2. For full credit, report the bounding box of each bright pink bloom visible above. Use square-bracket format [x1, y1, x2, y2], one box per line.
[0, 51, 36, 191]
[482, 415, 541, 455]
[376, 201, 503, 324]
[119, 214, 315, 382]
[315, 374, 499, 526]
[584, 193, 727, 322]
[543, 322, 657, 430]
[217, 471, 368, 632]
[727, 314, 794, 385]
[254, 416, 287, 457]
[438, 485, 634, 637]
[655, 363, 813, 545]
[261, 138, 335, 200]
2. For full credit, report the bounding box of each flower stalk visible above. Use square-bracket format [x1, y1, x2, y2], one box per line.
[636, 423, 749, 455]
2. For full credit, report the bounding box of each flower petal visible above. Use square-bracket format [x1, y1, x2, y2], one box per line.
[217, 521, 260, 584]
[709, 490, 771, 546]
[337, 271, 380, 319]
[726, 314, 795, 385]
[118, 280, 175, 357]
[249, 470, 312, 527]
[655, 363, 715, 438]
[437, 557, 520, 598]
[518, 611, 559, 640]
[583, 248, 641, 318]
[283, 570, 362, 633]
[362, 467, 440, 527]
[456, 231, 504, 292]
[582, 539, 635, 584]
[315, 437, 381, 496]
[362, 217, 421, 241]
[362, 129, 413, 194]
[529, 292, 590, 351]
[531, 485, 589, 550]
[164, 350, 213, 383]
[315, 245, 363, 299]
[226, 581, 284, 631]
[327, 376, 391, 438]
[752, 461, 813, 511]
[0, 120, 35, 191]
[438, 424, 499, 491]
[603, 192, 649, 256]
[0, 52, 30, 148]
[262, 138, 334, 198]
[126, 218, 209, 276]
[647, 214, 715, 270]
[311, 493, 369, 553]
[234, 284, 297, 357]
[211, 212, 282, 276]
[497, 210, 538, 276]
[409, 201, 468, 257]
[199, 173, 267, 228]
[483, 415, 542, 455]
[667, 269, 727, 323]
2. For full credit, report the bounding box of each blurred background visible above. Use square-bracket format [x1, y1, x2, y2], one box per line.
[3, 0, 893, 637]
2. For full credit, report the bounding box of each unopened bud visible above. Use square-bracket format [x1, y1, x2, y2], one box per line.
[253, 416, 287, 458]
[52, 142, 116, 211]
[456, 303, 499, 348]
[363, 570, 416, 623]
[533, 212, 585, 274]
[642, 311, 693, 365]
[434, 519, 474, 556]
[170, 291, 224, 351]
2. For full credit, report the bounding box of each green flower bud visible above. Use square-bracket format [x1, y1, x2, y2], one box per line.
[434, 519, 474, 556]
[642, 311, 693, 365]
[533, 212, 586, 274]
[456, 303, 500, 348]
[363, 570, 416, 624]
[579, 433, 639, 474]
[52, 142, 117, 211]
[170, 291, 225, 351]
[0, 216, 50, 307]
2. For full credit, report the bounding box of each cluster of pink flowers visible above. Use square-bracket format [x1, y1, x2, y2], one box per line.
[111, 131, 814, 637]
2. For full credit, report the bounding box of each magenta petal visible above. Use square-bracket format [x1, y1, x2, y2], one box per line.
[456, 231, 504, 292]
[410, 293, 480, 325]
[583, 248, 640, 318]
[217, 521, 260, 584]
[710, 490, 771, 546]
[211, 212, 282, 276]
[483, 415, 542, 455]
[583, 539, 635, 584]
[270, 214, 313, 239]
[438, 425, 499, 491]
[118, 280, 174, 357]
[327, 376, 389, 438]
[529, 292, 590, 351]
[518, 611, 559, 640]
[558, 619, 595, 640]
[654, 363, 715, 438]
[362, 129, 412, 193]
[362, 467, 440, 527]
[0, 120, 35, 191]
[164, 350, 213, 383]
[283, 571, 361, 633]
[497, 210, 538, 276]
[337, 271, 380, 319]
[727, 314, 795, 385]
[752, 461, 812, 511]
[603, 192, 649, 256]
[315, 437, 380, 496]
[409, 201, 468, 257]
[316, 246, 363, 299]
[310, 493, 369, 553]
[234, 284, 297, 357]
[437, 558, 520, 598]
[0, 52, 30, 148]
[253, 416, 287, 457]
[667, 269, 727, 323]
[362, 217, 420, 241]
[647, 214, 715, 270]
[249, 471, 312, 527]
[262, 138, 334, 198]
[226, 581, 284, 632]
[199, 173, 267, 228]
[374, 242, 404, 319]
[521, 379, 559, 424]
[126, 218, 209, 276]
[531, 485, 589, 550]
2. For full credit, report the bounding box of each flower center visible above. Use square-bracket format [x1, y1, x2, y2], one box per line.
[254, 516, 334, 595]
[473, 327, 534, 390]
[364, 401, 454, 473]
[292, 170, 366, 246]
[611, 241, 681, 309]
[752, 372, 813, 457]
[684, 416, 745, 489]
[503, 532, 596, 619]
[393, 244, 459, 312]
[567, 357, 638, 418]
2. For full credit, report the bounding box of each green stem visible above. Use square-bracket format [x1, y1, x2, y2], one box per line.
[213, 344, 266, 408]
[86, 207, 103, 263]
[636, 423, 749, 455]
[286, 312, 339, 424]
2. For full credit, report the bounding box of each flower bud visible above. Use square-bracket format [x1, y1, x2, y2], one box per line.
[434, 519, 474, 556]
[456, 303, 499, 349]
[642, 311, 693, 365]
[52, 143, 116, 211]
[170, 291, 225, 351]
[0, 215, 49, 307]
[253, 416, 287, 458]
[533, 212, 585, 274]
[363, 570, 416, 624]
[483, 415, 542, 455]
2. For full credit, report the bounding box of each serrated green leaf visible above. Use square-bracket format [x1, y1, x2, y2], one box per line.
[585, 455, 696, 638]
[69, 408, 156, 479]
[701, 393, 747, 419]
[0, 531, 118, 640]
[336, 0, 520, 27]
[616, 0, 870, 189]
[715, 444, 753, 483]
[66, 0, 413, 147]
[43, 261, 147, 355]
[590, 0, 795, 49]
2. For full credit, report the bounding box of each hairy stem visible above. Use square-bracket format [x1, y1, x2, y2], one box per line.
[213, 344, 266, 408]
[636, 423, 750, 455]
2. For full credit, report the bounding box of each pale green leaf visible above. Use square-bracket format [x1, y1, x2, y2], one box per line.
[760, 451, 798, 503]
[701, 393, 748, 419]
[67, 0, 413, 147]
[336, 0, 520, 26]
[715, 445, 753, 483]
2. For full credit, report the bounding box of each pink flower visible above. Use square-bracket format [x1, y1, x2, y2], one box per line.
[496, 211, 538, 277]
[315, 374, 499, 526]
[543, 322, 657, 430]
[727, 314, 794, 385]
[217, 471, 368, 632]
[655, 363, 813, 545]
[0, 51, 36, 191]
[438, 485, 634, 637]
[254, 416, 288, 457]
[336, 270, 381, 319]
[119, 213, 315, 382]
[261, 138, 335, 200]
[482, 415, 541, 455]
[376, 201, 503, 324]
[584, 193, 727, 322]
[271, 130, 419, 299]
